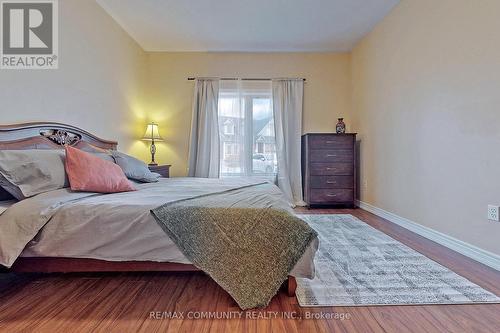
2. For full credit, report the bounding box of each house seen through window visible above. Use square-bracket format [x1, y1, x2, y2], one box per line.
[218, 80, 277, 177]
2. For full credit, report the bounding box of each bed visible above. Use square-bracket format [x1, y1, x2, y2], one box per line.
[0, 122, 318, 298]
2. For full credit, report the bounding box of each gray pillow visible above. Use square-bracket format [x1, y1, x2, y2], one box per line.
[0, 150, 68, 200]
[92, 152, 116, 163]
[110, 151, 160, 183]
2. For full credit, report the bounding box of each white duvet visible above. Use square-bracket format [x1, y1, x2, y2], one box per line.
[0, 200, 15, 215]
[0, 177, 318, 278]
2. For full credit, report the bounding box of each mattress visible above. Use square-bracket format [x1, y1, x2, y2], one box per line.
[4, 177, 317, 278]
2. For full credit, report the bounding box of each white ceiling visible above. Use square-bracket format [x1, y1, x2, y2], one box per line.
[97, 0, 400, 52]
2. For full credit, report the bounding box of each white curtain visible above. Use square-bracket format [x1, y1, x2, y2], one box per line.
[272, 79, 304, 206]
[188, 79, 220, 178]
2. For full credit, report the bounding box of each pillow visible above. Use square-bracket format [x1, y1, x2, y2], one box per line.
[110, 151, 160, 183]
[0, 150, 68, 200]
[65, 146, 136, 193]
[92, 152, 116, 164]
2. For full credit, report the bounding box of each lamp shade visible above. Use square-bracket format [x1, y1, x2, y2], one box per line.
[142, 123, 163, 141]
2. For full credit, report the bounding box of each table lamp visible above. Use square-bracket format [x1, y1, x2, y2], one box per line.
[142, 123, 163, 166]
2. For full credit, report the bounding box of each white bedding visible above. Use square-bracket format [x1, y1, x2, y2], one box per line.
[1, 178, 318, 278]
[0, 200, 16, 215]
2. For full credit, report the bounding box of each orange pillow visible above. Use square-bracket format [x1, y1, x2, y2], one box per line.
[65, 146, 136, 193]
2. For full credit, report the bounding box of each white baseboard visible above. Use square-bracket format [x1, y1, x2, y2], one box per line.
[356, 200, 500, 271]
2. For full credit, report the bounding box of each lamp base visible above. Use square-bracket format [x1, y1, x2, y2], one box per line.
[149, 141, 158, 167]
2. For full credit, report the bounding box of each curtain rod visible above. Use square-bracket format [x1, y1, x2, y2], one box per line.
[187, 77, 306, 82]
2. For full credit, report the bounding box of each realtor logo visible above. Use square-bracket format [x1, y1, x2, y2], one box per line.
[1, 0, 58, 69]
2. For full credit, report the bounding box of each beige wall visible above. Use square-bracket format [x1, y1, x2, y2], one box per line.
[0, 0, 146, 153]
[352, 0, 500, 254]
[141, 52, 352, 176]
[0, 6, 353, 177]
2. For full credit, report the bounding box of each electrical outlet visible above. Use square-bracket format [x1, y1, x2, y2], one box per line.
[362, 180, 368, 190]
[487, 205, 499, 222]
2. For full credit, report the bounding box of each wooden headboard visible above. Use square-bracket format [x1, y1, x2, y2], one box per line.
[0, 122, 118, 151]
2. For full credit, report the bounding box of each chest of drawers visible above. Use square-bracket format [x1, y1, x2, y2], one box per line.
[301, 133, 357, 207]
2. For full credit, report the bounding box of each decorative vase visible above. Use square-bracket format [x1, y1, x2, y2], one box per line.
[336, 118, 346, 133]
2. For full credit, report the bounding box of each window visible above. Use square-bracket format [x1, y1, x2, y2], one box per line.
[223, 120, 234, 135]
[256, 142, 264, 154]
[218, 80, 276, 177]
[223, 142, 239, 157]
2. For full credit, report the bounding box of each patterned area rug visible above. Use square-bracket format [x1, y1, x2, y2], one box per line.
[296, 214, 500, 306]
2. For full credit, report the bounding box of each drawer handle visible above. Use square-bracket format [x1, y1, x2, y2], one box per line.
[326, 141, 334, 144]
[326, 154, 337, 157]
[326, 181, 337, 184]
[327, 194, 338, 197]
[326, 167, 337, 171]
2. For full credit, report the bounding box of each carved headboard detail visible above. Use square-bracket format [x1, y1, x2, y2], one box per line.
[0, 122, 118, 151]
[40, 129, 82, 146]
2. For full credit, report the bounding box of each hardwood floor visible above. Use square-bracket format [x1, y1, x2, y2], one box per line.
[1, 208, 499, 333]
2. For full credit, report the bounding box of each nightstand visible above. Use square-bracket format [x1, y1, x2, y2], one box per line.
[148, 165, 171, 178]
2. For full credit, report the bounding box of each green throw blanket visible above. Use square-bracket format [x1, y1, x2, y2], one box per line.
[151, 194, 317, 310]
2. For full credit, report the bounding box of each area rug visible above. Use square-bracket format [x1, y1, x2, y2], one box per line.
[295, 214, 500, 306]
